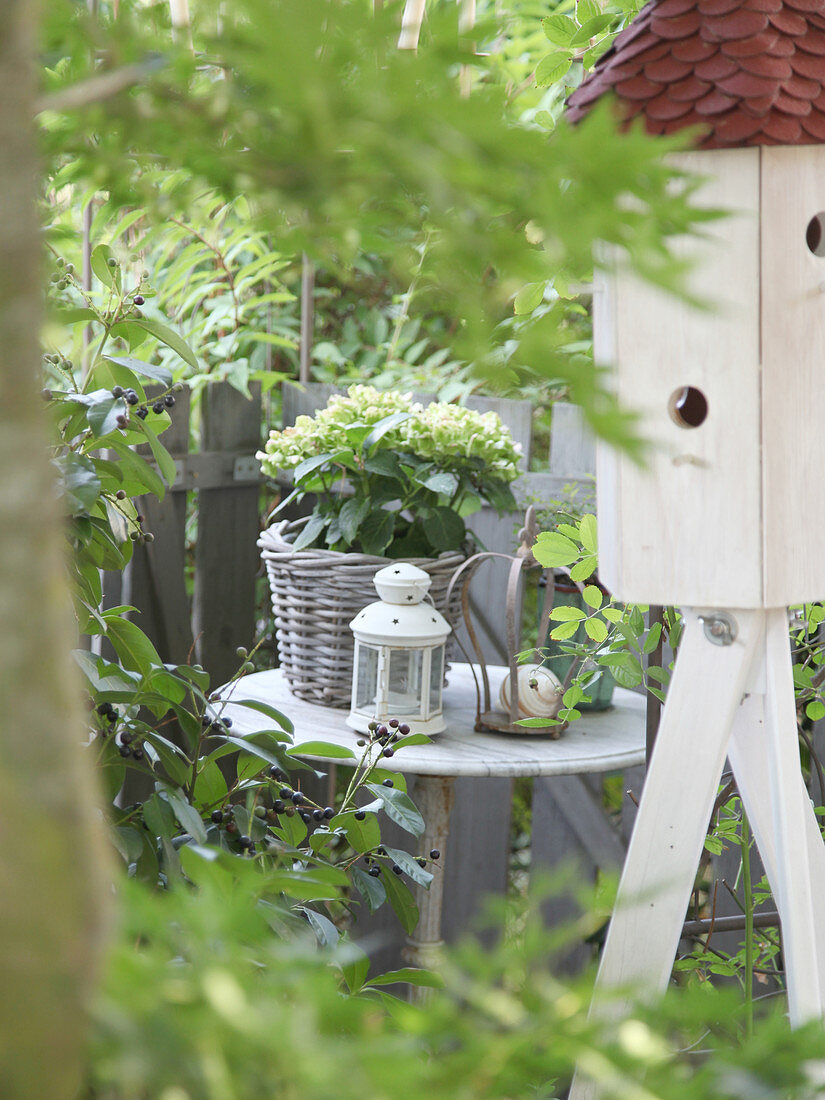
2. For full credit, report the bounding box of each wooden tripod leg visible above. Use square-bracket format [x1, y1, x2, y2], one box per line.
[740, 610, 824, 1024]
[570, 609, 765, 1100]
[591, 610, 763, 1006]
[728, 678, 825, 1019]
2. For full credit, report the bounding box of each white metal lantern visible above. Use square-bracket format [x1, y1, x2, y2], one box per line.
[347, 562, 452, 737]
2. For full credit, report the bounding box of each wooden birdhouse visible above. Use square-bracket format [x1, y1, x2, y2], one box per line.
[562, 5, 825, 1090]
[567, 0, 825, 609]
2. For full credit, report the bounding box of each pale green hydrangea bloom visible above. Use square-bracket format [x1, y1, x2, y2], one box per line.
[257, 384, 521, 482]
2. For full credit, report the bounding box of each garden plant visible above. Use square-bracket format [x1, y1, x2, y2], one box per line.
[4, 0, 825, 1097]
[258, 383, 522, 556]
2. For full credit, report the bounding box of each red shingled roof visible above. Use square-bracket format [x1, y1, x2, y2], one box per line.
[566, 0, 825, 147]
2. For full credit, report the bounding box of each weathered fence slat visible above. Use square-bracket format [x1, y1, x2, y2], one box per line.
[193, 382, 262, 686]
[125, 386, 193, 665]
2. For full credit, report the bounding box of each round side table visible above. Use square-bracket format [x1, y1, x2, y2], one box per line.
[220, 664, 646, 979]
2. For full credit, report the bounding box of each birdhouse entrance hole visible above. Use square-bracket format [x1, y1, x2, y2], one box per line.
[668, 386, 708, 429]
[806, 214, 825, 257]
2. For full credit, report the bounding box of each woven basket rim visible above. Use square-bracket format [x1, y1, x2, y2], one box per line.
[258, 518, 469, 566]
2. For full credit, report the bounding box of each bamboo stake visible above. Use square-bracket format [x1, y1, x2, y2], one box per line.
[169, 0, 194, 51]
[81, 0, 97, 375]
[299, 254, 315, 384]
[399, 0, 426, 50]
[459, 0, 476, 97]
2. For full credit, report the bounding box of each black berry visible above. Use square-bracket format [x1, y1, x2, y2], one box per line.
[269, 766, 283, 780]
[273, 800, 286, 814]
[300, 811, 312, 823]
[222, 717, 232, 729]
[291, 792, 304, 805]
[416, 857, 427, 868]
[133, 295, 145, 305]
[312, 809, 324, 821]
[211, 810, 223, 824]
[354, 810, 366, 821]
[239, 835, 253, 849]
[125, 390, 139, 405]
[383, 748, 394, 758]
[382, 779, 394, 788]
[368, 865, 381, 878]
[152, 401, 164, 414]
[279, 787, 292, 799]
[112, 386, 124, 397]
[131, 747, 144, 760]
[392, 864, 403, 876]
[323, 807, 334, 820]
[136, 406, 148, 419]
[164, 393, 176, 407]
[430, 849, 440, 860]
[377, 724, 388, 737]
[398, 723, 410, 735]
[389, 719, 399, 728]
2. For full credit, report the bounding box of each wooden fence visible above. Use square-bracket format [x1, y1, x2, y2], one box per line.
[108, 378, 644, 974]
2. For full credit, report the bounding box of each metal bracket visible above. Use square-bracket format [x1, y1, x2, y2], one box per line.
[233, 455, 259, 482]
[699, 611, 738, 647]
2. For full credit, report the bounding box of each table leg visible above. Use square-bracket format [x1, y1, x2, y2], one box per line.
[402, 774, 455, 984]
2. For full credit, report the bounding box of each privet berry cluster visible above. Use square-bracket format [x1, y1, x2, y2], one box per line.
[94, 701, 145, 761]
[110, 381, 182, 425]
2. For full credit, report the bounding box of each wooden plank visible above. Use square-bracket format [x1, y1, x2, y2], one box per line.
[124, 386, 193, 665]
[161, 450, 260, 493]
[596, 148, 762, 608]
[532, 776, 599, 975]
[193, 382, 262, 685]
[440, 776, 513, 947]
[543, 774, 626, 870]
[513, 472, 594, 511]
[549, 402, 595, 477]
[760, 145, 825, 606]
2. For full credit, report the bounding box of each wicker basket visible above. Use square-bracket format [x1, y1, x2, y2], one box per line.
[258, 519, 468, 707]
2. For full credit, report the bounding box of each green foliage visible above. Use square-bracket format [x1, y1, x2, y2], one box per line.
[85, 865, 825, 1099]
[259, 384, 520, 555]
[40, 0, 711, 453]
[46, 259, 431, 947]
[530, 513, 671, 723]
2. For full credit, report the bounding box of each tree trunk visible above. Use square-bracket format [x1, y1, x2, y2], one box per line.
[0, 4, 111, 1095]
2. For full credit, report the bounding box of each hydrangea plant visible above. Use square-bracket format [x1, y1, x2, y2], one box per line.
[258, 385, 521, 557]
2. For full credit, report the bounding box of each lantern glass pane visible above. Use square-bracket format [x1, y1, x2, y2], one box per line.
[429, 646, 444, 716]
[355, 644, 380, 712]
[387, 648, 424, 716]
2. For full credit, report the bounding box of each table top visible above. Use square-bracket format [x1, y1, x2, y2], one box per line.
[220, 664, 647, 779]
